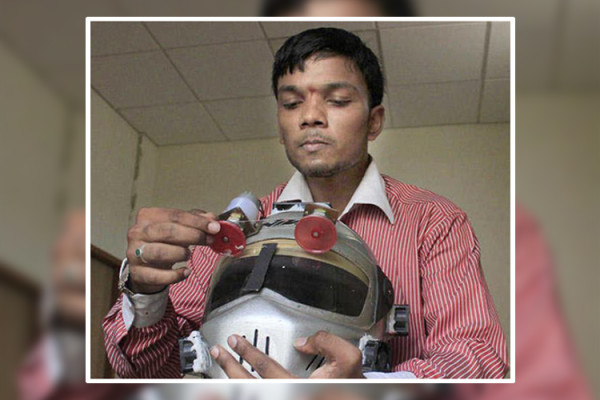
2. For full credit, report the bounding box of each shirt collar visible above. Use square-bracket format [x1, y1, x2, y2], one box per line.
[277, 159, 395, 224]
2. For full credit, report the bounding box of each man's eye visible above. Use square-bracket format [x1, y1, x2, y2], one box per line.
[282, 102, 300, 110]
[329, 99, 351, 106]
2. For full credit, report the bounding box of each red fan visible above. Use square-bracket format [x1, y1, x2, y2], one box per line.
[295, 214, 337, 254]
[210, 220, 247, 257]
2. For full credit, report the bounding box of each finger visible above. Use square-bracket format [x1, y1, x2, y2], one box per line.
[294, 331, 364, 379]
[129, 265, 191, 288]
[188, 209, 217, 220]
[127, 243, 191, 266]
[137, 208, 220, 233]
[188, 209, 206, 215]
[227, 335, 294, 379]
[209, 345, 255, 379]
[141, 223, 207, 246]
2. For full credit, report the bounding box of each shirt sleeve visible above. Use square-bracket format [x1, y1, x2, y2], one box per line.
[122, 288, 169, 329]
[396, 210, 508, 378]
[102, 294, 186, 378]
[102, 247, 216, 378]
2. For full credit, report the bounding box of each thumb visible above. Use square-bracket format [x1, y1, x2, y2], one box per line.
[293, 331, 349, 360]
[130, 265, 192, 289]
[294, 331, 364, 379]
[170, 266, 192, 284]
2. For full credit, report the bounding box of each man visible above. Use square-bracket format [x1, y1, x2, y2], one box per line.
[103, 27, 507, 379]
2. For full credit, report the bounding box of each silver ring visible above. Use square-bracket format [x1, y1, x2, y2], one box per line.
[135, 244, 148, 264]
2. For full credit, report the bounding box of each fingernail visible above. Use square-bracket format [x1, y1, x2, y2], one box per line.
[208, 221, 220, 234]
[183, 269, 191, 277]
[227, 335, 238, 349]
[210, 346, 219, 358]
[206, 235, 214, 245]
[294, 337, 307, 347]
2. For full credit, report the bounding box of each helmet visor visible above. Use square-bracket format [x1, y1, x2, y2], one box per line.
[206, 244, 369, 317]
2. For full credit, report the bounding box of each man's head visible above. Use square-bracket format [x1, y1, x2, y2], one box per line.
[272, 28, 385, 178]
[262, 0, 414, 17]
[272, 27, 384, 109]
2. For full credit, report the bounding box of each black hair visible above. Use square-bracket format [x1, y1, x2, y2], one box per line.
[261, 0, 415, 17]
[272, 27, 384, 108]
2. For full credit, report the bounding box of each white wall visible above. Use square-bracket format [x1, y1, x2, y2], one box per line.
[0, 40, 67, 283]
[371, 123, 511, 336]
[90, 90, 158, 258]
[153, 138, 294, 213]
[131, 133, 159, 223]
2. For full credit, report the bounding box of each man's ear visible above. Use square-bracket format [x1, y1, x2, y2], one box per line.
[367, 104, 385, 141]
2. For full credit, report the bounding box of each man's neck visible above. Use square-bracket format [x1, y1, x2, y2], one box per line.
[304, 157, 370, 213]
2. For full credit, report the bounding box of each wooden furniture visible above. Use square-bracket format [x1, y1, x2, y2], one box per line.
[90, 245, 121, 378]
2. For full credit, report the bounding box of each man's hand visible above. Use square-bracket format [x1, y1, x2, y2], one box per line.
[209, 331, 365, 379]
[126, 207, 220, 293]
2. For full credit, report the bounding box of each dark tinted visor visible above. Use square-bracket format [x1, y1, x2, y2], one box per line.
[205, 255, 368, 317]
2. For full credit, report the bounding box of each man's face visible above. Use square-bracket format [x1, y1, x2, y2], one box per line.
[276, 55, 383, 178]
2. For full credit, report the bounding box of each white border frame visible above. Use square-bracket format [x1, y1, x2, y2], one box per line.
[86, 16, 516, 384]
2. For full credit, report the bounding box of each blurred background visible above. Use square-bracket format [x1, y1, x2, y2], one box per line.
[0, 0, 597, 399]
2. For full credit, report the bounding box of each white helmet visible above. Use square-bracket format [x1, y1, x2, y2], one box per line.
[180, 201, 409, 378]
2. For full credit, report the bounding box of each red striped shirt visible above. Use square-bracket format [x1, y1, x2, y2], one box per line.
[103, 175, 508, 378]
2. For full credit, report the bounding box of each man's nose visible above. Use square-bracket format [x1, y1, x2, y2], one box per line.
[300, 98, 327, 128]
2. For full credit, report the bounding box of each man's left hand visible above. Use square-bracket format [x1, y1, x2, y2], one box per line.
[209, 330, 365, 379]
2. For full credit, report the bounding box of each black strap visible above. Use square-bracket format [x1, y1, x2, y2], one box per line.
[240, 243, 278, 294]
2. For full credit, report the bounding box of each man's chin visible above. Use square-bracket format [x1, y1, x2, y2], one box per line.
[288, 153, 345, 178]
[299, 165, 337, 178]
[305, 169, 337, 178]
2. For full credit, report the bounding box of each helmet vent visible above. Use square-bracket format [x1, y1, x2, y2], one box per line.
[238, 334, 246, 365]
[237, 329, 272, 373]
[305, 354, 326, 371]
[250, 329, 258, 372]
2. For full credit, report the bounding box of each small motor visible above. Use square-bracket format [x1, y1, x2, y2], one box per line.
[360, 298, 410, 373]
[210, 192, 261, 256]
[294, 203, 339, 254]
[179, 331, 212, 376]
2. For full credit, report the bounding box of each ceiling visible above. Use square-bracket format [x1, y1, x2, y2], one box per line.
[1, 0, 597, 113]
[90, 21, 510, 145]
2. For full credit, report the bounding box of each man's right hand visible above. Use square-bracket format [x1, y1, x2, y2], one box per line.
[125, 207, 220, 294]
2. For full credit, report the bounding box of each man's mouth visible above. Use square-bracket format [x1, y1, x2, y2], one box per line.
[300, 138, 329, 152]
